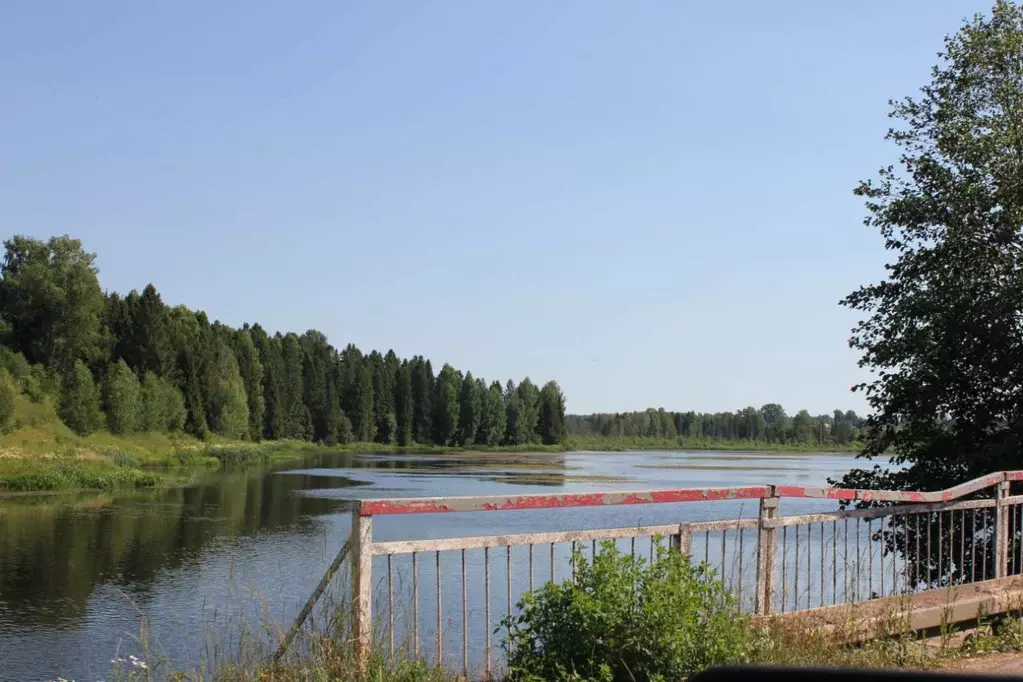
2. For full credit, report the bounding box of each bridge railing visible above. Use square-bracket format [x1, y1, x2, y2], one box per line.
[281, 470, 1023, 677]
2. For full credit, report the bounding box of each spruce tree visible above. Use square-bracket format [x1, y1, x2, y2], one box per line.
[432, 363, 461, 446]
[538, 380, 567, 445]
[394, 360, 413, 446]
[457, 371, 481, 446]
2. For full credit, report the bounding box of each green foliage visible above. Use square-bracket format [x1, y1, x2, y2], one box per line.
[104, 359, 142, 435]
[204, 340, 250, 439]
[0, 235, 105, 371]
[837, 0, 1023, 497]
[0, 347, 30, 381]
[58, 359, 102, 435]
[394, 361, 413, 446]
[0, 368, 16, 433]
[538, 380, 567, 445]
[111, 450, 140, 468]
[432, 363, 460, 445]
[457, 371, 481, 446]
[140, 372, 186, 431]
[502, 541, 752, 682]
[476, 380, 507, 446]
[234, 329, 265, 441]
[0, 233, 567, 449]
[410, 356, 433, 444]
[569, 404, 864, 447]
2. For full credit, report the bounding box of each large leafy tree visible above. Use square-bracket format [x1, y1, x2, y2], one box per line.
[0, 235, 105, 371]
[840, 0, 1023, 493]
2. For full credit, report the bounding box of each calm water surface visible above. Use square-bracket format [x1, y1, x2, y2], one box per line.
[0, 450, 857, 681]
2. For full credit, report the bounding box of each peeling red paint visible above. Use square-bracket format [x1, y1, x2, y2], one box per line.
[356, 471, 1023, 516]
[358, 486, 770, 516]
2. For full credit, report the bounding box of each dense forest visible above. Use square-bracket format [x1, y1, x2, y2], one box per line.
[567, 405, 866, 447]
[0, 235, 568, 448]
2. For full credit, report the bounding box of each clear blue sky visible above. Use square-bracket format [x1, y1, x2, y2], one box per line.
[0, 1, 992, 416]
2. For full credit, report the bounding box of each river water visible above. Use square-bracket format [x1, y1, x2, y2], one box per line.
[0, 450, 859, 681]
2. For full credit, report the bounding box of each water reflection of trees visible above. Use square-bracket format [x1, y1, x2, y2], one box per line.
[0, 469, 355, 626]
[0, 451, 571, 627]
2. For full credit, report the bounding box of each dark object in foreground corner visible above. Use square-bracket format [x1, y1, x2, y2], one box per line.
[692, 666, 1014, 682]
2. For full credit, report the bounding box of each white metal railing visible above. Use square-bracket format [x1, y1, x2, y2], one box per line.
[275, 471, 1023, 678]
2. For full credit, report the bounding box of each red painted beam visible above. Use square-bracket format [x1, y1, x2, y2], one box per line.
[356, 471, 1023, 516]
[358, 485, 771, 516]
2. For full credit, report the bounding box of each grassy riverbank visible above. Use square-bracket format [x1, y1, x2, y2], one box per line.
[0, 390, 859, 494]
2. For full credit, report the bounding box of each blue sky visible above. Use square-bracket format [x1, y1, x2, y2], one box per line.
[0, 1, 993, 415]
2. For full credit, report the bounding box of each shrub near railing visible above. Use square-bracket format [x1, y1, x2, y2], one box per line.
[501, 540, 754, 682]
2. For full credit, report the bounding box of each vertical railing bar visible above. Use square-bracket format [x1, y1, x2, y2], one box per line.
[855, 519, 861, 602]
[484, 546, 491, 678]
[939, 510, 944, 587]
[592, 539, 597, 559]
[461, 549, 468, 676]
[721, 529, 727, 584]
[892, 513, 898, 596]
[738, 527, 744, 607]
[704, 531, 710, 566]
[507, 545, 512, 618]
[1010, 501, 1018, 576]
[915, 515, 921, 591]
[960, 509, 965, 584]
[972, 510, 977, 583]
[868, 518, 873, 598]
[550, 542, 555, 584]
[820, 522, 825, 607]
[880, 517, 885, 597]
[927, 513, 933, 587]
[832, 520, 838, 605]
[806, 523, 812, 610]
[781, 525, 788, 613]
[571, 541, 576, 579]
[388, 553, 394, 660]
[529, 544, 534, 592]
[436, 551, 442, 666]
[844, 518, 849, 603]
[795, 524, 800, 610]
[631, 536, 636, 560]
[412, 552, 419, 659]
[983, 509, 989, 580]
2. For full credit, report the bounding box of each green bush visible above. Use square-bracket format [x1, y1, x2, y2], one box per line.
[140, 372, 188, 432]
[58, 360, 102, 435]
[0, 368, 15, 433]
[104, 359, 142, 434]
[110, 450, 140, 468]
[502, 541, 753, 682]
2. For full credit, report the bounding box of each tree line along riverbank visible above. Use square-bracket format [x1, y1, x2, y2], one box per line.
[0, 234, 862, 493]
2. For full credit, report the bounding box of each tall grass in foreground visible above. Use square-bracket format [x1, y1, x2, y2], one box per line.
[96, 544, 1023, 682]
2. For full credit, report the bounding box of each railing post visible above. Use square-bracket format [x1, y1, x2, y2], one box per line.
[670, 523, 692, 555]
[996, 479, 1010, 579]
[351, 502, 374, 671]
[755, 487, 779, 616]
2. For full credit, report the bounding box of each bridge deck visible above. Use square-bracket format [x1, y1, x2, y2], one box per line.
[769, 577, 1023, 640]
